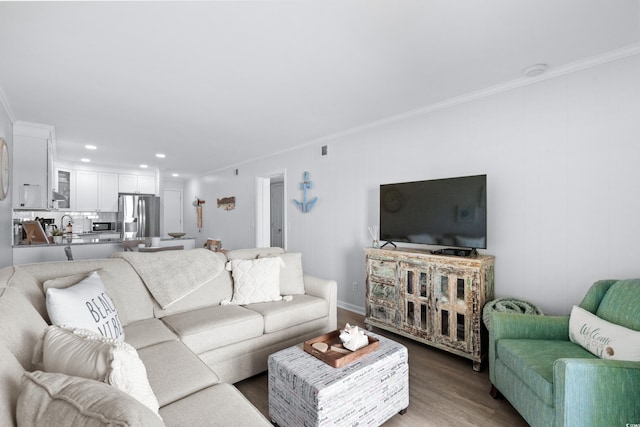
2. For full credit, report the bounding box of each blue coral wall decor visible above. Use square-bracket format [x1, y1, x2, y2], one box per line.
[293, 171, 318, 213]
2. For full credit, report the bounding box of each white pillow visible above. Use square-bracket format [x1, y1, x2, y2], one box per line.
[569, 305, 640, 361]
[45, 271, 124, 341]
[258, 252, 306, 295]
[17, 371, 164, 427]
[226, 257, 285, 305]
[32, 325, 160, 416]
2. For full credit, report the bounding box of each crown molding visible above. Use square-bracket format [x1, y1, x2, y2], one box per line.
[195, 42, 640, 178]
[0, 84, 16, 124]
[302, 42, 640, 147]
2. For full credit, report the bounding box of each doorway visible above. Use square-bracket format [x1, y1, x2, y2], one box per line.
[163, 189, 183, 235]
[255, 170, 286, 249]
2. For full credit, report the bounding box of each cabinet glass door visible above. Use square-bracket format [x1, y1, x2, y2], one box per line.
[432, 267, 476, 352]
[56, 169, 71, 209]
[400, 262, 431, 338]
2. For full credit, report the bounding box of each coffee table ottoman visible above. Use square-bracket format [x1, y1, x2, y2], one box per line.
[268, 332, 408, 426]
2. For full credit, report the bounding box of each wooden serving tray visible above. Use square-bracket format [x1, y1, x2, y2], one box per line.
[303, 330, 380, 368]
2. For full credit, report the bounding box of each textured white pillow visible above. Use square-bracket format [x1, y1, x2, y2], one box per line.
[17, 371, 164, 427]
[46, 271, 124, 341]
[258, 252, 306, 295]
[32, 326, 160, 416]
[226, 257, 285, 305]
[569, 305, 640, 361]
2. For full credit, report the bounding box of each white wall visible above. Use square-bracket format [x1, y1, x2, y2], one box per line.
[190, 54, 640, 315]
[0, 97, 13, 267]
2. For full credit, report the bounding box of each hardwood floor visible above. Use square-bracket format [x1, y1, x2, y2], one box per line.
[235, 308, 528, 426]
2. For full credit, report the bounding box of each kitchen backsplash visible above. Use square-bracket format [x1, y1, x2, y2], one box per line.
[13, 211, 117, 234]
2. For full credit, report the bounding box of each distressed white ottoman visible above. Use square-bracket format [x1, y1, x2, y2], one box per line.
[268, 332, 409, 426]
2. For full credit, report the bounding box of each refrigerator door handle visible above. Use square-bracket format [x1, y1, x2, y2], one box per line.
[139, 198, 145, 238]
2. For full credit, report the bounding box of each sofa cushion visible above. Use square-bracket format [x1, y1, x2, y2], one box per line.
[137, 340, 220, 407]
[17, 371, 164, 427]
[34, 326, 159, 415]
[245, 294, 328, 334]
[124, 318, 178, 350]
[225, 246, 285, 260]
[161, 305, 264, 354]
[153, 253, 233, 318]
[258, 252, 305, 295]
[0, 287, 48, 370]
[0, 339, 24, 425]
[45, 271, 125, 341]
[569, 305, 640, 361]
[496, 339, 595, 406]
[595, 279, 640, 331]
[15, 259, 157, 326]
[159, 383, 270, 426]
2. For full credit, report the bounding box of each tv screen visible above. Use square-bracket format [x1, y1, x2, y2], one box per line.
[380, 175, 487, 249]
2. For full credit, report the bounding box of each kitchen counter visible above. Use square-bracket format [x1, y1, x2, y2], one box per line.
[13, 234, 195, 248]
[12, 235, 196, 265]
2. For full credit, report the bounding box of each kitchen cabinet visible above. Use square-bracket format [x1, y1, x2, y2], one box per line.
[365, 247, 494, 371]
[75, 171, 119, 212]
[98, 172, 118, 211]
[13, 123, 55, 210]
[118, 173, 156, 194]
[54, 168, 73, 210]
[75, 170, 98, 211]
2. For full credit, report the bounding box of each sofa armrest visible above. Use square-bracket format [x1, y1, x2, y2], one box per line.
[554, 358, 640, 426]
[489, 313, 569, 384]
[303, 274, 337, 331]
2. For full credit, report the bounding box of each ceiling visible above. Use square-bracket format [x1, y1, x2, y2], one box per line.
[0, 1, 639, 178]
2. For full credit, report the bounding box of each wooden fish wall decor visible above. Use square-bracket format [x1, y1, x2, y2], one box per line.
[217, 196, 236, 210]
[293, 171, 318, 213]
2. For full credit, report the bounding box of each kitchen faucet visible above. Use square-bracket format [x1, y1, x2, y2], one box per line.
[60, 214, 73, 233]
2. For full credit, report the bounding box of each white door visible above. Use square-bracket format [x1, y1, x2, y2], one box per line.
[163, 189, 182, 236]
[270, 182, 284, 248]
[255, 170, 286, 249]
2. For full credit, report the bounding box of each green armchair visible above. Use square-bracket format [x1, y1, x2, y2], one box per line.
[489, 279, 640, 427]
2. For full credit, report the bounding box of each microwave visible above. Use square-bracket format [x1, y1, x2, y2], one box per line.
[92, 222, 115, 232]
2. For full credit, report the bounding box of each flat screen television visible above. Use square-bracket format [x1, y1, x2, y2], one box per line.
[380, 175, 487, 250]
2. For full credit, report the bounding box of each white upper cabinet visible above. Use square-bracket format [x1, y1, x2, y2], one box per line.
[13, 123, 55, 210]
[98, 172, 118, 211]
[75, 170, 99, 211]
[75, 171, 119, 212]
[118, 173, 156, 194]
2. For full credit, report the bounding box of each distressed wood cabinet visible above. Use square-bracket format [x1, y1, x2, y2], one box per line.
[365, 247, 494, 370]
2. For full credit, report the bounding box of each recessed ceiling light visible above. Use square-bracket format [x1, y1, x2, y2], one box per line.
[81, 158, 91, 162]
[156, 153, 166, 158]
[140, 164, 148, 168]
[85, 144, 97, 150]
[172, 173, 179, 177]
[523, 63, 548, 78]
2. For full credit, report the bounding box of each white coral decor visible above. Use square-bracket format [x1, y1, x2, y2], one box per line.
[339, 323, 369, 351]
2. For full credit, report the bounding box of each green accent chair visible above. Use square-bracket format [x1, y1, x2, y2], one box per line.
[489, 279, 640, 427]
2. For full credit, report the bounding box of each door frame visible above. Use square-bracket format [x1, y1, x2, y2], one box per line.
[255, 169, 287, 249]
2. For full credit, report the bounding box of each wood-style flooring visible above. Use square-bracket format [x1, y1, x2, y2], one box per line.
[235, 308, 528, 426]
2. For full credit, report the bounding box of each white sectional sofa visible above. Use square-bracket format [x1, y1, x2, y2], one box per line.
[0, 247, 337, 426]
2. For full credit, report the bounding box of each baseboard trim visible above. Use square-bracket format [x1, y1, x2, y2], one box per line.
[337, 301, 365, 316]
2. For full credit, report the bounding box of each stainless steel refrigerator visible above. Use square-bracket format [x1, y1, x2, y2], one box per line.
[117, 194, 160, 240]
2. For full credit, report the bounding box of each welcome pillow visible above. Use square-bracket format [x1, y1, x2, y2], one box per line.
[45, 271, 124, 341]
[569, 305, 640, 361]
[225, 257, 285, 305]
[32, 325, 160, 416]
